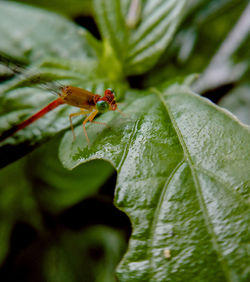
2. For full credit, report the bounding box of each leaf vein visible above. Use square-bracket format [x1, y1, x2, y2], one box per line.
[153, 88, 232, 281]
[194, 166, 250, 205]
[147, 158, 185, 279]
[117, 117, 141, 172]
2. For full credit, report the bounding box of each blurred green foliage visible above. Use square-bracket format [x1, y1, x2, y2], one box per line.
[9, 0, 93, 17]
[143, 0, 250, 88]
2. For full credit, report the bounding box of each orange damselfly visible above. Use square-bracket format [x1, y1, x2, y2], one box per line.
[0, 64, 122, 144]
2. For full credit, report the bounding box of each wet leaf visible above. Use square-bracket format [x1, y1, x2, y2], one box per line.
[60, 85, 250, 281]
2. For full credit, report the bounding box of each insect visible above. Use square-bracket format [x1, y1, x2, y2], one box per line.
[0, 84, 121, 144]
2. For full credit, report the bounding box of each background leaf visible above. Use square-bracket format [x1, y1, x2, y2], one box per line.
[142, 0, 250, 89]
[192, 2, 250, 93]
[0, 1, 97, 62]
[219, 84, 250, 125]
[93, 0, 187, 75]
[9, 0, 93, 17]
[43, 226, 126, 282]
[60, 85, 250, 281]
[0, 225, 127, 282]
[0, 158, 43, 265]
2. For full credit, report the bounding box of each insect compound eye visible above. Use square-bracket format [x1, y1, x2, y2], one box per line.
[105, 88, 115, 97]
[107, 88, 114, 94]
[96, 100, 109, 113]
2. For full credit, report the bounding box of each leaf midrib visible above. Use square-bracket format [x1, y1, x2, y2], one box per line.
[153, 88, 232, 282]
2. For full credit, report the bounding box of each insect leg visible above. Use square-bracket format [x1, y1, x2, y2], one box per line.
[89, 120, 110, 128]
[69, 109, 90, 141]
[82, 110, 98, 145]
[116, 108, 127, 117]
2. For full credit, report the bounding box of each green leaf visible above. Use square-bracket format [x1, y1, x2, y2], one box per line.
[93, 0, 187, 75]
[193, 2, 250, 93]
[8, 0, 93, 17]
[125, 0, 187, 75]
[60, 85, 250, 281]
[219, 85, 250, 125]
[142, 0, 250, 88]
[0, 1, 97, 62]
[93, 0, 127, 61]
